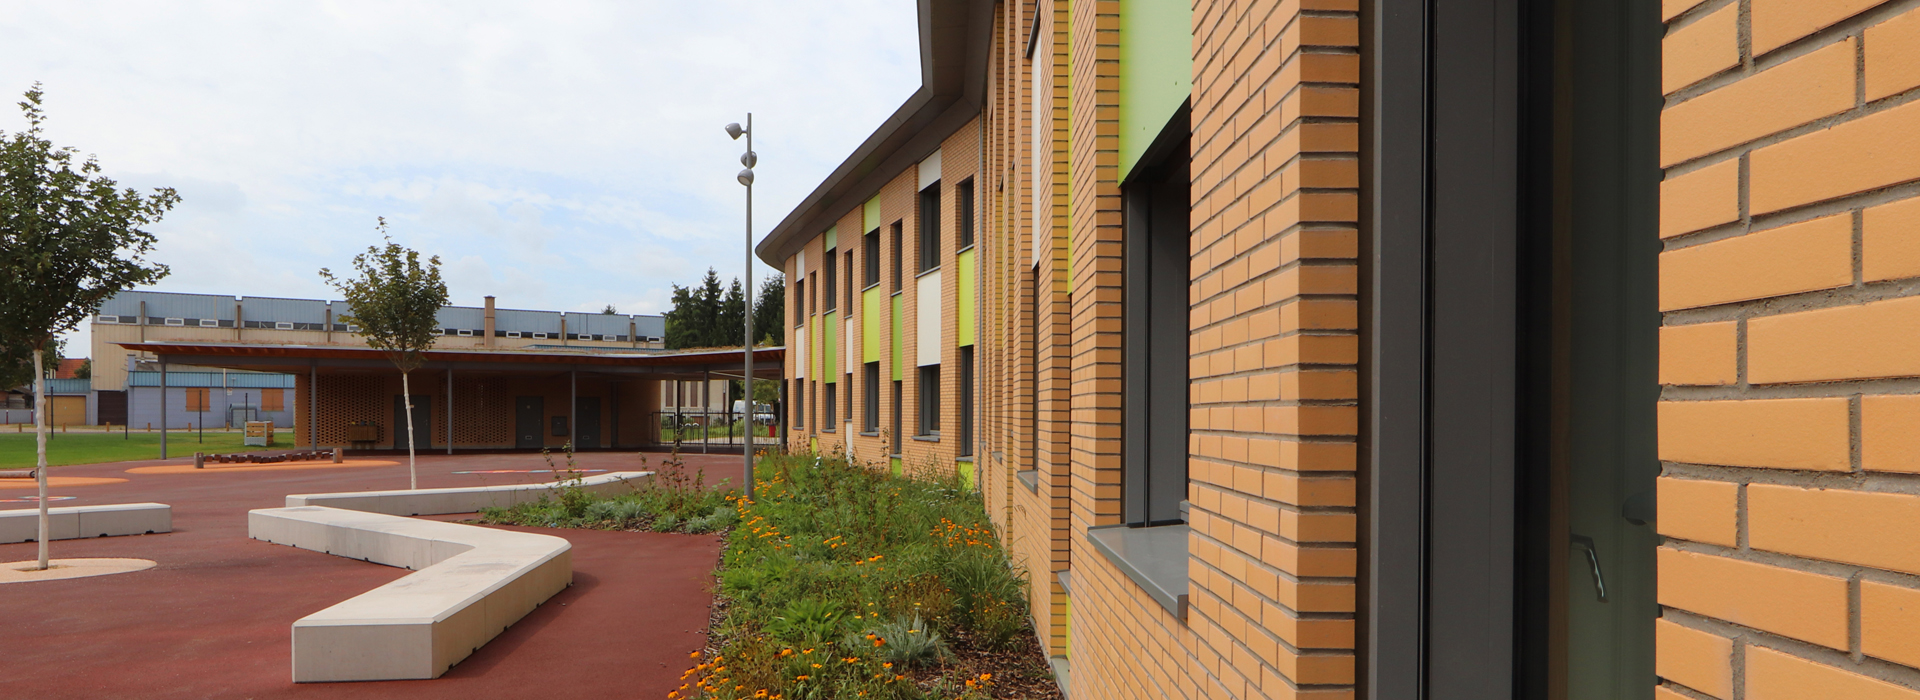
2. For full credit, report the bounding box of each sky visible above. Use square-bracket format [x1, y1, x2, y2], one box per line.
[0, 1, 921, 357]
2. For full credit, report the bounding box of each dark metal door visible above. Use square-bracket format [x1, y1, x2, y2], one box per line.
[574, 397, 600, 449]
[97, 390, 128, 426]
[515, 396, 543, 449]
[392, 394, 431, 450]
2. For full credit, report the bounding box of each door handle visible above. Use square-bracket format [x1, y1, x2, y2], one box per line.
[1570, 534, 1608, 603]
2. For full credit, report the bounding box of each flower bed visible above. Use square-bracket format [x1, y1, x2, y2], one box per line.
[672, 452, 1061, 700]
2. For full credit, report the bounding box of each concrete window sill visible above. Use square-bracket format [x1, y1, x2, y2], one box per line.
[1016, 469, 1039, 493]
[1087, 524, 1189, 620]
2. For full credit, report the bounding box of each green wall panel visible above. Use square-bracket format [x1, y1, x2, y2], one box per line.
[957, 248, 976, 347]
[824, 226, 836, 252]
[863, 196, 882, 233]
[1118, 0, 1193, 181]
[823, 311, 838, 381]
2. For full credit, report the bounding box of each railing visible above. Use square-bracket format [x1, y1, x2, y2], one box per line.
[645, 409, 777, 452]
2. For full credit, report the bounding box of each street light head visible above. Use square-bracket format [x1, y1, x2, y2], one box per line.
[737, 168, 755, 186]
[725, 122, 746, 140]
[740, 151, 757, 168]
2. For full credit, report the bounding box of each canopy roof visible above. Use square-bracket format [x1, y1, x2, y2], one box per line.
[117, 341, 786, 382]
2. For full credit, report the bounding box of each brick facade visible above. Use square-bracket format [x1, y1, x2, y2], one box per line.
[1657, 1, 1920, 697]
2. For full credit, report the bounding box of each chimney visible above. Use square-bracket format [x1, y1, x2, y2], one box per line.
[483, 296, 496, 347]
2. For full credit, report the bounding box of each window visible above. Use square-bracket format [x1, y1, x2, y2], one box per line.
[864, 230, 881, 287]
[1121, 131, 1192, 527]
[793, 379, 804, 428]
[844, 372, 852, 422]
[261, 389, 285, 412]
[959, 346, 973, 456]
[185, 388, 209, 412]
[958, 179, 975, 249]
[890, 222, 904, 292]
[863, 362, 880, 433]
[823, 254, 837, 312]
[808, 272, 817, 316]
[794, 280, 805, 325]
[892, 380, 903, 454]
[917, 364, 941, 436]
[823, 382, 836, 427]
[844, 251, 855, 313]
[918, 183, 941, 271]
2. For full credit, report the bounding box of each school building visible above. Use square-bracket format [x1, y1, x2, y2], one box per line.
[75, 290, 772, 452]
[763, 0, 1920, 698]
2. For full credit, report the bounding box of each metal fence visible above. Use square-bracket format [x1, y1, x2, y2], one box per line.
[645, 408, 777, 452]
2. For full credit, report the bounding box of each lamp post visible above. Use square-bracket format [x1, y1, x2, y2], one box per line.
[727, 115, 756, 501]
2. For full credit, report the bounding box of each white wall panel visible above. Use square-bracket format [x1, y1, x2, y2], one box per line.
[917, 271, 941, 367]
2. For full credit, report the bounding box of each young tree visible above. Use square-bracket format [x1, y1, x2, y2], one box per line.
[601, 304, 618, 314]
[0, 84, 176, 570]
[320, 219, 448, 489]
[72, 359, 89, 380]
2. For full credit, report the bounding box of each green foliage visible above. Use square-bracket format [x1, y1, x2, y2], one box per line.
[317, 218, 448, 374]
[478, 451, 738, 535]
[754, 272, 785, 347]
[675, 452, 1028, 700]
[0, 83, 174, 365]
[72, 358, 89, 380]
[1, 337, 62, 391]
[852, 615, 952, 668]
[663, 269, 785, 350]
[601, 304, 618, 314]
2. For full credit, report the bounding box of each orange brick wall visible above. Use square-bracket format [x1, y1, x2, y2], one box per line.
[777, 120, 982, 481]
[1658, 0, 1920, 696]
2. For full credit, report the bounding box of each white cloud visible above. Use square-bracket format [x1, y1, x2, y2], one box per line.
[6, 0, 919, 357]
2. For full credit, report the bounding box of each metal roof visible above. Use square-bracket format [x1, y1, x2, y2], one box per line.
[116, 341, 786, 381]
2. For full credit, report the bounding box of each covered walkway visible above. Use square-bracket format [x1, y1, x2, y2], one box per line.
[119, 342, 785, 458]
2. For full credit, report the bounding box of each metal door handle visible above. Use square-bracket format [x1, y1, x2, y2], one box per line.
[1571, 534, 1608, 603]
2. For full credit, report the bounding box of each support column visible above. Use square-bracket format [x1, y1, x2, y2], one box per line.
[159, 362, 168, 459]
[445, 367, 453, 455]
[568, 368, 577, 451]
[308, 359, 318, 449]
[702, 369, 711, 454]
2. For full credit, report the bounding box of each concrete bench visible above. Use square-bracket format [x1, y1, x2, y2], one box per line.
[248, 506, 572, 682]
[283, 471, 654, 516]
[0, 503, 172, 544]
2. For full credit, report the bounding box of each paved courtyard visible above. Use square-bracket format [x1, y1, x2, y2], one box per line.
[0, 450, 744, 699]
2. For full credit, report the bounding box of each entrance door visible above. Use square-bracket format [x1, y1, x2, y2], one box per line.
[574, 397, 601, 449]
[49, 396, 86, 426]
[1555, 0, 1660, 696]
[97, 390, 127, 426]
[392, 394, 431, 450]
[515, 396, 543, 449]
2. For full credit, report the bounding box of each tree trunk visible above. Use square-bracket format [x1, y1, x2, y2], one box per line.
[402, 371, 416, 490]
[33, 343, 50, 570]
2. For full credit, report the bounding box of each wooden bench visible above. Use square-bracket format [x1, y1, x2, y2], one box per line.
[247, 506, 572, 682]
[0, 503, 171, 544]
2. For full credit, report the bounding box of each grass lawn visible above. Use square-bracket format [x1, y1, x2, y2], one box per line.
[0, 430, 274, 469]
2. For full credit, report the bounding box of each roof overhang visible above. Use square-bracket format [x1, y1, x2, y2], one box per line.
[754, 0, 994, 267]
[118, 342, 787, 381]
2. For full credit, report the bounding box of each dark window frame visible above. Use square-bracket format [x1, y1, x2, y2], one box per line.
[822, 252, 837, 313]
[891, 222, 904, 292]
[863, 362, 880, 433]
[958, 178, 976, 250]
[864, 230, 881, 288]
[822, 381, 836, 429]
[958, 346, 973, 456]
[1120, 111, 1191, 529]
[917, 364, 940, 437]
[918, 182, 941, 272]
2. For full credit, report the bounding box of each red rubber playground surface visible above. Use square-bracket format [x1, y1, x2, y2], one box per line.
[0, 450, 745, 700]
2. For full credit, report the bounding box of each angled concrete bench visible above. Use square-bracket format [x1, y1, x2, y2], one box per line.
[0, 503, 171, 544]
[283, 471, 654, 516]
[249, 506, 572, 682]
